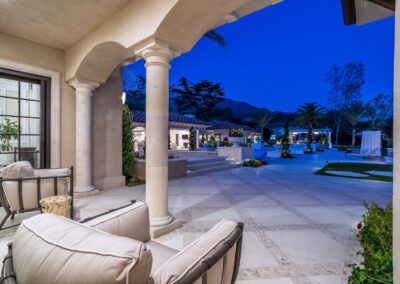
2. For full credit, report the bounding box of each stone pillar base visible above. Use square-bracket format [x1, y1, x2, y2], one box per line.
[150, 218, 182, 238]
[74, 188, 101, 198]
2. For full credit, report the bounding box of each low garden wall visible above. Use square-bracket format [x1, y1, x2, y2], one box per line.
[133, 158, 188, 180]
[169, 150, 217, 157]
[218, 146, 252, 162]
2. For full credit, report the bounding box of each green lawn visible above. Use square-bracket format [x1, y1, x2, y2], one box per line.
[316, 162, 393, 182]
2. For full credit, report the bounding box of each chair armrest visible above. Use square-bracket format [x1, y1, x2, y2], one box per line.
[151, 220, 244, 284]
[83, 202, 151, 243]
[33, 168, 70, 177]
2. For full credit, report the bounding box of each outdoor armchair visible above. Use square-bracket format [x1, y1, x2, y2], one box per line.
[0, 161, 73, 230]
[1, 202, 244, 284]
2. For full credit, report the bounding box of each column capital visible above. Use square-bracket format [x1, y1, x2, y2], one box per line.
[68, 78, 100, 93]
[136, 41, 180, 69]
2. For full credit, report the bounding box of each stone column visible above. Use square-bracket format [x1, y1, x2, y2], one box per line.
[140, 45, 181, 234]
[393, 4, 400, 282]
[69, 79, 99, 193]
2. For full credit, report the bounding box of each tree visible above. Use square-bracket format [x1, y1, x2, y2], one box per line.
[122, 105, 134, 183]
[297, 102, 324, 153]
[252, 111, 275, 142]
[172, 77, 225, 121]
[189, 127, 196, 151]
[365, 93, 393, 131]
[325, 62, 365, 145]
[344, 101, 368, 146]
[125, 74, 146, 111]
[281, 122, 291, 158]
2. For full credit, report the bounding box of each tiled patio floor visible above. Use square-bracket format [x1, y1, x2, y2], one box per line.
[0, 150, 392, 284]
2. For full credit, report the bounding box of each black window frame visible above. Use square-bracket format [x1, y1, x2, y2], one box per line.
[0, 68, 51, 168]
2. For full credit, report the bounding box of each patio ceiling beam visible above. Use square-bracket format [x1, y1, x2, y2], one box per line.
[369, 0, 395, 11]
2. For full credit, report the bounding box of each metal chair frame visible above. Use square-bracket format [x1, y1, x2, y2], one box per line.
[0, 167, 74, 230]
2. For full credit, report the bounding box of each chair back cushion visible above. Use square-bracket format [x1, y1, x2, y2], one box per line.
[1, 161, 33, 178]
[151, 220, 241, 284]
[13, 214, 152, 284]
[84, 202, 151, 243]
[2, 168, 70, 211]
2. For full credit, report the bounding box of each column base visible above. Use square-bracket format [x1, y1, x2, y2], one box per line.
[75, 185, 95, 193]
[150, 218, 182, 238]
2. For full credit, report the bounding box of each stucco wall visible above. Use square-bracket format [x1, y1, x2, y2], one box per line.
[92, 68, 125, 189]
[0, 32, 76, 170]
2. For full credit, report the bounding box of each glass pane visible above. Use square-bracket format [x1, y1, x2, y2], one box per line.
[20, 82, 40, 100]
[0, 153, 14, 167]
[0, 116, 19, 152]
[20, 118, 40, 135]
[20, 100, 40, 117]
[0, 97, 18, 116]
[0, 78, 18, 98]
[19, 136, 40, 168]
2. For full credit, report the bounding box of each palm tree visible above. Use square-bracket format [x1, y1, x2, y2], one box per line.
[204, 30, 226, 47]
[345, 101, 368, 146]
[253, 111, 274, 142]
[297, 102, 325, 153]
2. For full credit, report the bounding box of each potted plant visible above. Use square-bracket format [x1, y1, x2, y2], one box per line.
[0, 118, 19, 167]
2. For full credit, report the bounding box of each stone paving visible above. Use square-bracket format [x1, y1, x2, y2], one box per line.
[0, 149, 392, 284]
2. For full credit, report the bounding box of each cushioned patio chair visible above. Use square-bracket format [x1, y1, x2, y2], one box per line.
[0, 161, 73, 230]
[1, 202, 244, 284]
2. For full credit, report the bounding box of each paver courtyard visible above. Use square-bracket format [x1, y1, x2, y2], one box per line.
[0, 150, 392, 283]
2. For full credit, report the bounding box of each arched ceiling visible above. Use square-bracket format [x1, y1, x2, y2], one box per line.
[66, 0, 280, 84]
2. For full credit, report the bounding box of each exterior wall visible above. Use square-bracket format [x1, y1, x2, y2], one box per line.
[133, 158, 187, 180]
[92, 68, 125, 189]
[0, 32, 76, 170]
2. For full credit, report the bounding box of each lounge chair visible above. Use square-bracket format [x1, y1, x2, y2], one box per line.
[0, 161, 73, 230]
[1, 202, 244, 284]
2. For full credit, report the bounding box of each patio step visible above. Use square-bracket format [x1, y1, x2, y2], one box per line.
[187, 157, 240, 175]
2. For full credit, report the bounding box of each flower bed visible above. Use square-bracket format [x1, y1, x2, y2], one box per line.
[243, 159, 267, 167]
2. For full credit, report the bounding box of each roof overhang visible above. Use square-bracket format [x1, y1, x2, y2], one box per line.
[341, 0, 394, 25]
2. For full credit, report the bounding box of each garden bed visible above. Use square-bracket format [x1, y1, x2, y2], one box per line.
[316, 162, 393, 182]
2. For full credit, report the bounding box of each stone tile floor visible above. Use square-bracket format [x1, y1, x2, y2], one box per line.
[0, 150, 392, 284]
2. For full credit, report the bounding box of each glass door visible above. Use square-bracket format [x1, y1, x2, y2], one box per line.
[0, 69, 50, 168]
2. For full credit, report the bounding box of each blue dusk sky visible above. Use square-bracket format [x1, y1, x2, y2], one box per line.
[123, 0, 395, 112]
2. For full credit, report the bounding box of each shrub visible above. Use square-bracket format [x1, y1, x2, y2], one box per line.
[189, 127, 196, 151]
[220, 137, 229, 147]
[348, 202, 393, 284]
[122, 105, 134, 183]
[337, 146, 348, 151]
[209, 136, 217, 148]
[243, 159, 267, 167]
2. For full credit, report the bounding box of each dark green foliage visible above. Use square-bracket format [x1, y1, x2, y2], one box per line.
[243, 159, 267, 167]
[245, 138, 252, 147]
[0, 118, 19, 151]
[209, 136, 217, 148]
[263, 128, 273, 143]
[281, 122, 292, 158]
[348, 203, 393, 284]
[125, 75, 146, 111]
[220, 137, 229, 147]
[172, 77, 225, 121]
[316, 162, 392, 182]
[297, 102, 324, 153]
[122, 105, 134, 183]
[189, 127, 196, 151]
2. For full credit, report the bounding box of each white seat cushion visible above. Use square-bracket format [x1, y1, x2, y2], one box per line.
[13, 213, 152, 284]
[146, 241, 178, 275]
[151, 220, 238, 284]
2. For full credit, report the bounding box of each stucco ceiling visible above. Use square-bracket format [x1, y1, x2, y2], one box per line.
[0, 0, 130, 50]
